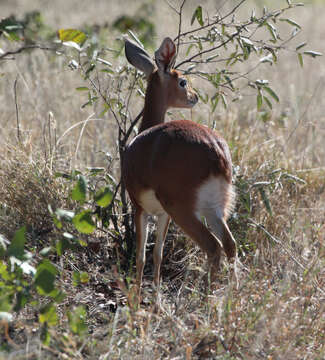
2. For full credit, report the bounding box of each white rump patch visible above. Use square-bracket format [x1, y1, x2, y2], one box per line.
[139, 189, 166, 216]
[195, 176, 235, 220]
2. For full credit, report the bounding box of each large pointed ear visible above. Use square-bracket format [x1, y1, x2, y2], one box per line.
[154, 37, 176, 74]
[124, 39, 155, 78]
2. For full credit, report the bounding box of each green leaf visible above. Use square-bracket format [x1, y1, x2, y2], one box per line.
[35, 260, 58, 295]
[94, 187, 113, 207]
[55, 209, 75, 221]
[101, 68, 114, 74]
[255, 79, 269, 86]
[58, 29, 87, 45]
[0, 234, 8, 254]
[186, 43, 195, 56]
[76, 87, 89, 91]
[257, 93, 263, 110]
[220, 93, 228, 109]
[71, 175, 87, 204]
[73, 210, 95, 234]
[127, 30, 144, 49]
[56, 238, 70, 256]
[303, 51, 322, 58]
[39, 303, 57, 326]
[39, 247, 52, 257]
[84, 63, 96, 79]
[87, 167, 105, 175]
[279, 18, 301, 29]
[7, 226, 26, 260]
[68, 306, 87, 336]
[0, 293, 12, 313]
[73, 271, 89, 286]
[265, 22, 277, 42]
[224, 75, 234, 91]
[264, 96, 273, 110]
[0, 261, 9, 280]
[264, 86, 279, 102]
[72, 271, 81, 286]
[97, 57, 112, 66]
[191, 6, 204, 26]
[19, 261, 36, 275]
[297, 53, 304, 67]
[80, 272, 89, 283]
[211, 94, 219, 113]
[14, 291, 28, 312]
[40, 323, 50, 345]
[296, 42, 307, 51]
[54, 172, 72, 179]
[259, 187, 273, 216]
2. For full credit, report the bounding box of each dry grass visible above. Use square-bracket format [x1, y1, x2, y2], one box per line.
[0, 1, 324, 359]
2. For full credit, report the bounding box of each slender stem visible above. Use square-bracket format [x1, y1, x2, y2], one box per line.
[175, 27, 243, 69]
[176, 0, 187, 57]
[13, 76, 21, 143]
[0, 44, 60, 60]
[174, 0, 247, 44]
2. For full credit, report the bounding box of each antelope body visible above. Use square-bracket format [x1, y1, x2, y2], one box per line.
[122, 37, 236, 295]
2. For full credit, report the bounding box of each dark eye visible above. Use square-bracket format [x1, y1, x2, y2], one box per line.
[179, 79, 187, 88]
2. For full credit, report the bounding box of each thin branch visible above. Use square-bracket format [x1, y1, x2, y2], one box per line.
[175, 27, 243, 69]
[125, 73, 138, 134]
[0, 44, 60, 60]
[174, 0, 247, 43]
[123, 108, 143, 144]
[164, 0, 179, 13]
[13, 76, 21, 143]
[176, 0, 187, 56]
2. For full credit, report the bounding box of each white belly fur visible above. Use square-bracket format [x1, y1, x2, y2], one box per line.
[195, 176, 235, 220]
[139, 189, 166, 216]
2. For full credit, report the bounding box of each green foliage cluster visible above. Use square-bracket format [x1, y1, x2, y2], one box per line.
[0, 11, 55, 43]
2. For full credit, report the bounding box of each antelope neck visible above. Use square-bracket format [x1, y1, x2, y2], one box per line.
[139, 74, 168, 133]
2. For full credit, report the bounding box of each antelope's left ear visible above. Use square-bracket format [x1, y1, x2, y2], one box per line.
[125, 38, 155, 78]
[154, 37, 176, 74]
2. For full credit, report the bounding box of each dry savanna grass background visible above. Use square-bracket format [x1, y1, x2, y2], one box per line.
[0, 0, 324, 359]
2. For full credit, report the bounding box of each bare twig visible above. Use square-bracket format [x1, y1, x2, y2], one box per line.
[174, 0, 247, 44]
[13, 76, 21, 143]
[164, 0, 179, 14]
[123, 108, 143, 144]
[0, 44, 60, 60]
[176, 0, 187, 56]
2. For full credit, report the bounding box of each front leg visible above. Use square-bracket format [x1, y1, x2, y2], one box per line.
[153, 212, 170, 289]
[135, 206, 148, 298]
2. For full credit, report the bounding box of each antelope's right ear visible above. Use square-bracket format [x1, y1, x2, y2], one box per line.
[155, 37, 176, 74]
[124, 39, 155, 78]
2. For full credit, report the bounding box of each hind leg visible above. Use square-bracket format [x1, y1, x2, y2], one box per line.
[203, 210, 236, 260]
[153, 213, 170, 288]
[160, 203, 223, 281]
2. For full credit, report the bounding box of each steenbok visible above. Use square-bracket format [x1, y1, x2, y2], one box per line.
[123, 37, 236, 298]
